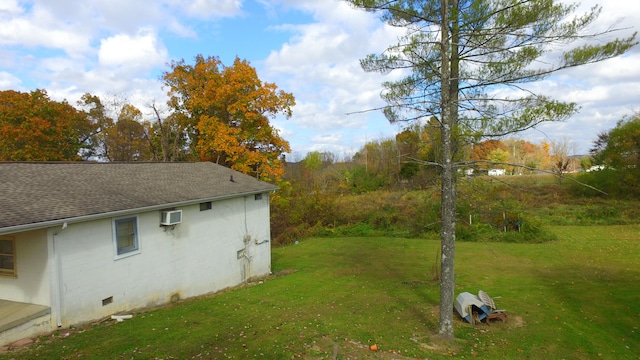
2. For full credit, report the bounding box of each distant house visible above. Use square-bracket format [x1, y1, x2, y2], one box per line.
[488, 168, 506, 176]
[0, 162, 277, 345]
[586, 165, 606, 172]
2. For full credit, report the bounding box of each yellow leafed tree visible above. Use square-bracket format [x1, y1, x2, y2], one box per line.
[163, 55, 295, 181]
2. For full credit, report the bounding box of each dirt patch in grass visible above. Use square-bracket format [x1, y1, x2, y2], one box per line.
[511, 315, 525, 328]
[274, 268, 298, 276]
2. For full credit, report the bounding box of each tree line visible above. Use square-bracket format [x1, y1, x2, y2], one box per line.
[0, 55, 294, 182]
[287, 130, 589, 196]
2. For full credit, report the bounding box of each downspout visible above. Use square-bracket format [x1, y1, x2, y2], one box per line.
[52, 222, 67, 328]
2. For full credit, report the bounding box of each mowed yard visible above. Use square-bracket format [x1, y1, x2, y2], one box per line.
[1, 225, 638, 359]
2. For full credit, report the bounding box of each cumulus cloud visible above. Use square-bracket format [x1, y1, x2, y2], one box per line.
[0, 71, 22, 90]
[98, 28, 168, 71]
[0, 6, 91, 55]
[256, 0, 409, 154]
[0, 0, 22, 15]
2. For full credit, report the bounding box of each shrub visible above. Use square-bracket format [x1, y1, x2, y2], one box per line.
[457, 215, 556, 243]
[573, 169, 640, 199]
[315, 222, 379, 237]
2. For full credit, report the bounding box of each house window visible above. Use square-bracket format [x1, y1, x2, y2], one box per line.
[0, 236, 16, 277]
[254, 193, 263, 201]
[114, 217, 139, 257]
[200, 201, 212, 211]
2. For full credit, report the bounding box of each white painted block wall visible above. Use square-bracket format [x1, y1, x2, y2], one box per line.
[52, 194, 272, 327]
[0, 229, 50, 306]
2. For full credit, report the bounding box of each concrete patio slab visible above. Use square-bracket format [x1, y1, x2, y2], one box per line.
[0, 300, 50, 333]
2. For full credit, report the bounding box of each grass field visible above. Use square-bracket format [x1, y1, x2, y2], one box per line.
[1, 225, 638, 359]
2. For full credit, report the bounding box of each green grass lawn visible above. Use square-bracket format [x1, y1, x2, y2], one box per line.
[2, 225, 639, 359]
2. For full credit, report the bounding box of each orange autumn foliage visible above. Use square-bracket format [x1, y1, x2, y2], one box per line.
[470, 139, 509, 162]
[0, 89, 93, 161]
[163, 55, 294, 181]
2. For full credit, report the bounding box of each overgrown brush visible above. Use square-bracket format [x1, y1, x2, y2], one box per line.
[270, 174, 640, 246]
[456, 216, 557, 243]
[572, 168, 640, 198]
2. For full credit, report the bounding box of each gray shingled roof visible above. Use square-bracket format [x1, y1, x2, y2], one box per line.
[0, 162, 278, 232]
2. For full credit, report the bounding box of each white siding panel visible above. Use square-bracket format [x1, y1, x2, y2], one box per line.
[0, 229, 50, 306]
[54, 196, 272, 327]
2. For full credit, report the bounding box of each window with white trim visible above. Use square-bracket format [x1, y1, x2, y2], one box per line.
[114, 217, 139, 257]
[0, 235, 16, 277]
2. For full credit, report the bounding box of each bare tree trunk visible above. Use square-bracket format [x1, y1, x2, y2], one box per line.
[151, 104, 174, 162]
[438, 0, 456, 340]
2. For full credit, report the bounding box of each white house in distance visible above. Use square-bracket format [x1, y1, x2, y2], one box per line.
[0, 162, 278, 346]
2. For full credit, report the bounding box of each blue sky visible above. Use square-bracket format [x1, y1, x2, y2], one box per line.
[1, 0, 639, 158]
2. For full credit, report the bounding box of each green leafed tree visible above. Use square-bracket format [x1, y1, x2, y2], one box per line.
[346, 0, 637, 338]
[302, 151, 325, 172]
[592, 113, 640, 170]
[590, 112, 640, 195]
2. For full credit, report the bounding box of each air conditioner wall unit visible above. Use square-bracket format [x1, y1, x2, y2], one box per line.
[161, 210, 183, 226]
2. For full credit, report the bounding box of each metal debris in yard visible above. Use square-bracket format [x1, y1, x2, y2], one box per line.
[455, 290, 508, 324]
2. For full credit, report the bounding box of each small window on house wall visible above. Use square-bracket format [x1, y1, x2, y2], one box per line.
[114, 217, 139, 258]
[0, 235, 16, 277]
[254, 193, 263, 201]
[200, 201, 212, 211]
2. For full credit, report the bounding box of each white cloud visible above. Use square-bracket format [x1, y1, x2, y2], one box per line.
[185, 0, 243, 18]
[261, 0, 406, 155]
[0, 6, 91, 55]
[34, 0, 165, 35]
[0, 71, 22, 90]
[39, 57, 81, 74]
[98, 28, 168, 70]
[0, 0, 23, 15]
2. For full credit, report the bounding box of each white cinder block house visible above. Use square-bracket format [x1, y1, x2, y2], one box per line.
[0, 162, 277, 345]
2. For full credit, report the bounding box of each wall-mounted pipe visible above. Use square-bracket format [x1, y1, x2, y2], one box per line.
[52, 222, 67, 327]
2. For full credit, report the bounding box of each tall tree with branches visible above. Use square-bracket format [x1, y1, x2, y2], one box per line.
[162, 55, 295, 181]
[346, 0, 637, 339]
